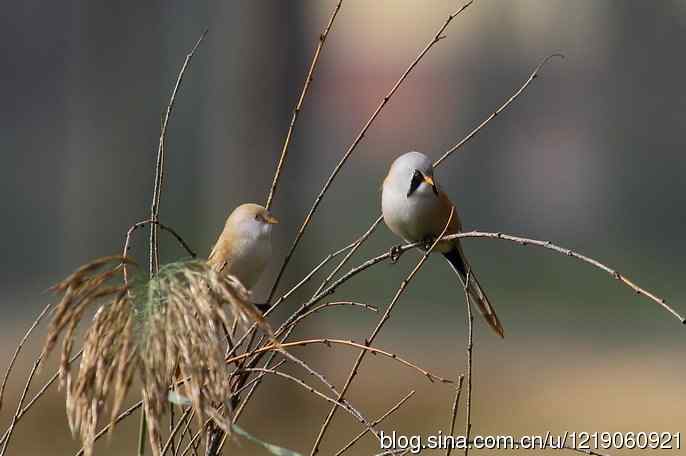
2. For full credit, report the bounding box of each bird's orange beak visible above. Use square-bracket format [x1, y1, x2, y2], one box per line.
[264, 213, 279, 225]
[423, 175, 438, 195]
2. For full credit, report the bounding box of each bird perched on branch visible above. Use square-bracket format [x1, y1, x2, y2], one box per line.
[208, 203, 278, 311]
[381, 151, 504, 337]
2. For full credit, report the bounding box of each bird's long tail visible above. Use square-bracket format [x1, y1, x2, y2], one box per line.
[443, 247, 504, 338]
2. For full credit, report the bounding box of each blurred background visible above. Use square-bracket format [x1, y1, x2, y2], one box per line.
[2, 1, 685, 454]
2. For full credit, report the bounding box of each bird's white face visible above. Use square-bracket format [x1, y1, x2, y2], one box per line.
[255, 217, 275, 238]
[228, 203, 279, 241]
[387, 151, 438, 198]
[238, 212, 276, 240]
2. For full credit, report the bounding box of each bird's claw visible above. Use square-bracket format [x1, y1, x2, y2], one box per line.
[389, 245, 403, 264]
[253, 301, 271, 314]
[422, 235, 436, 251]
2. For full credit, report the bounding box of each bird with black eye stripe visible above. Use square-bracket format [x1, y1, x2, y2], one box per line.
[381, 151, 504, 338]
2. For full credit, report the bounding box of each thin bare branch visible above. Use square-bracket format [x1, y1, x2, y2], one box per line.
[443, 231, 684, 323]
[243, 367, 377, 434]
[433, 53, 564, 167]
[123, 219, 197, 286]
[0, 350, 82, 448]
[0, 301, 52, 412]
[445, 375, 464, 456]
[144, 28, 207, 456]
[266, 1, 474, 305]
[161, 407, 192, 456]
[308, 207, 456, 455]
[335, 390, 416, 456]
[306, 52, 564, 309]
[462, 269, 473, 456]
[280, 229, 684, 332]
[562, 447, 612, 456]
[277, 350, 379, 440]
[74, 400, 143, 456]
[149, 28, 208, 276]
[226, 338, 452, 384]
[314, 216, 385, 298]
[0, 357, 40, 456]
[282, 301, 378, 331]
[125, 219, 197, 259]
[265, 0, 344, 211]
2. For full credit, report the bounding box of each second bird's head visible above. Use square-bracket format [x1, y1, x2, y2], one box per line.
[227, 203, 279, 239]
[386, 151, 438, 198]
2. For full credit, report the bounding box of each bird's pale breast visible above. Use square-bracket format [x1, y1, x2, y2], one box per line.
[382, 186, 446, 243]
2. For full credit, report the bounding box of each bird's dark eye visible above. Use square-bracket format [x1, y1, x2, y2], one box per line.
[254, 214, 261, 222]
[407, 170, 423, 197]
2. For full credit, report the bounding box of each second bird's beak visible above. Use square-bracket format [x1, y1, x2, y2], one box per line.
[423, 175, 438, 195]
[264, 213, 279, 225]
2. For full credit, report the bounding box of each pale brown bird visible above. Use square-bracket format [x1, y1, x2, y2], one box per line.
[381, 151, 504, 337]
[207, 203, 278, 297]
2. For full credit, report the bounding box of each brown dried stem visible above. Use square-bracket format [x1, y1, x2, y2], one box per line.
[266, 0, 474, 305]
[282, 301, 378, 331]
[308, 207, 456, 455]
[145, 29, 207, 456]
[123, 218, 197, 287]
[265, 0, 344, 211]
[285, 229, 684, 331]
[335, 390, 416, 456]
[444, 231, 684, 323]
[432, 53, 564, 167]
[148, 28, 208, 276]
[562, 447, 612, 456]
[225, 338, 452, 384]
[0, 358, 40, 456]
[0, 350, 82, 448]
[307, 52, 564, 310]
[445, 375, 464, 456]
[0, 301, 52, 412]
[462, 269, 473, 456]
[243, 367, 378, 437]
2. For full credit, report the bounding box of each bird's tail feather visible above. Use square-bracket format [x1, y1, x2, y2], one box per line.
[443, 248, 504, 338]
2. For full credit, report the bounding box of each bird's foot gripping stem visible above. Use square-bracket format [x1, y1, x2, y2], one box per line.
[422, 235, 436, 251]
[389, 245, 403, 264]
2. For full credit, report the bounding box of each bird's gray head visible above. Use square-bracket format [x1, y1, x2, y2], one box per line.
[387, 151, 437, 197]
[227, 203, 279, 239]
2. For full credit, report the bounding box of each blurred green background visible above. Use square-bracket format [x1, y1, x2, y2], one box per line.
[2, 1, 685, 454]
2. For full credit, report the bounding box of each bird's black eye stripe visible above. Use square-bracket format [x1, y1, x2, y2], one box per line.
[407, 170, 423, 197]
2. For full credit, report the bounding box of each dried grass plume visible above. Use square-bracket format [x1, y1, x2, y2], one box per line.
[41, 256, 271, 456]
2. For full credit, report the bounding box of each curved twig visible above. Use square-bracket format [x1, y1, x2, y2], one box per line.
[226, 338, 453, 384]
[148, 28, 207, 275]
[282, 301, 378, 331]
[309, 207, 456, 454]
[304, 52, 565, 322]
[266, 0, 474, 305]
[443, 231, 684, 323]
[0, 358, 40, 456]
[265, 0, 344, 211]
[279, 228, 683, 332]
[242, 367, 378, 435]
[433, 53, 564, 167]
[0, 350, 82, 448]
[445, 375, 465, 456]
[335, 390, 416, 456]
[0, 301, 52, 412]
